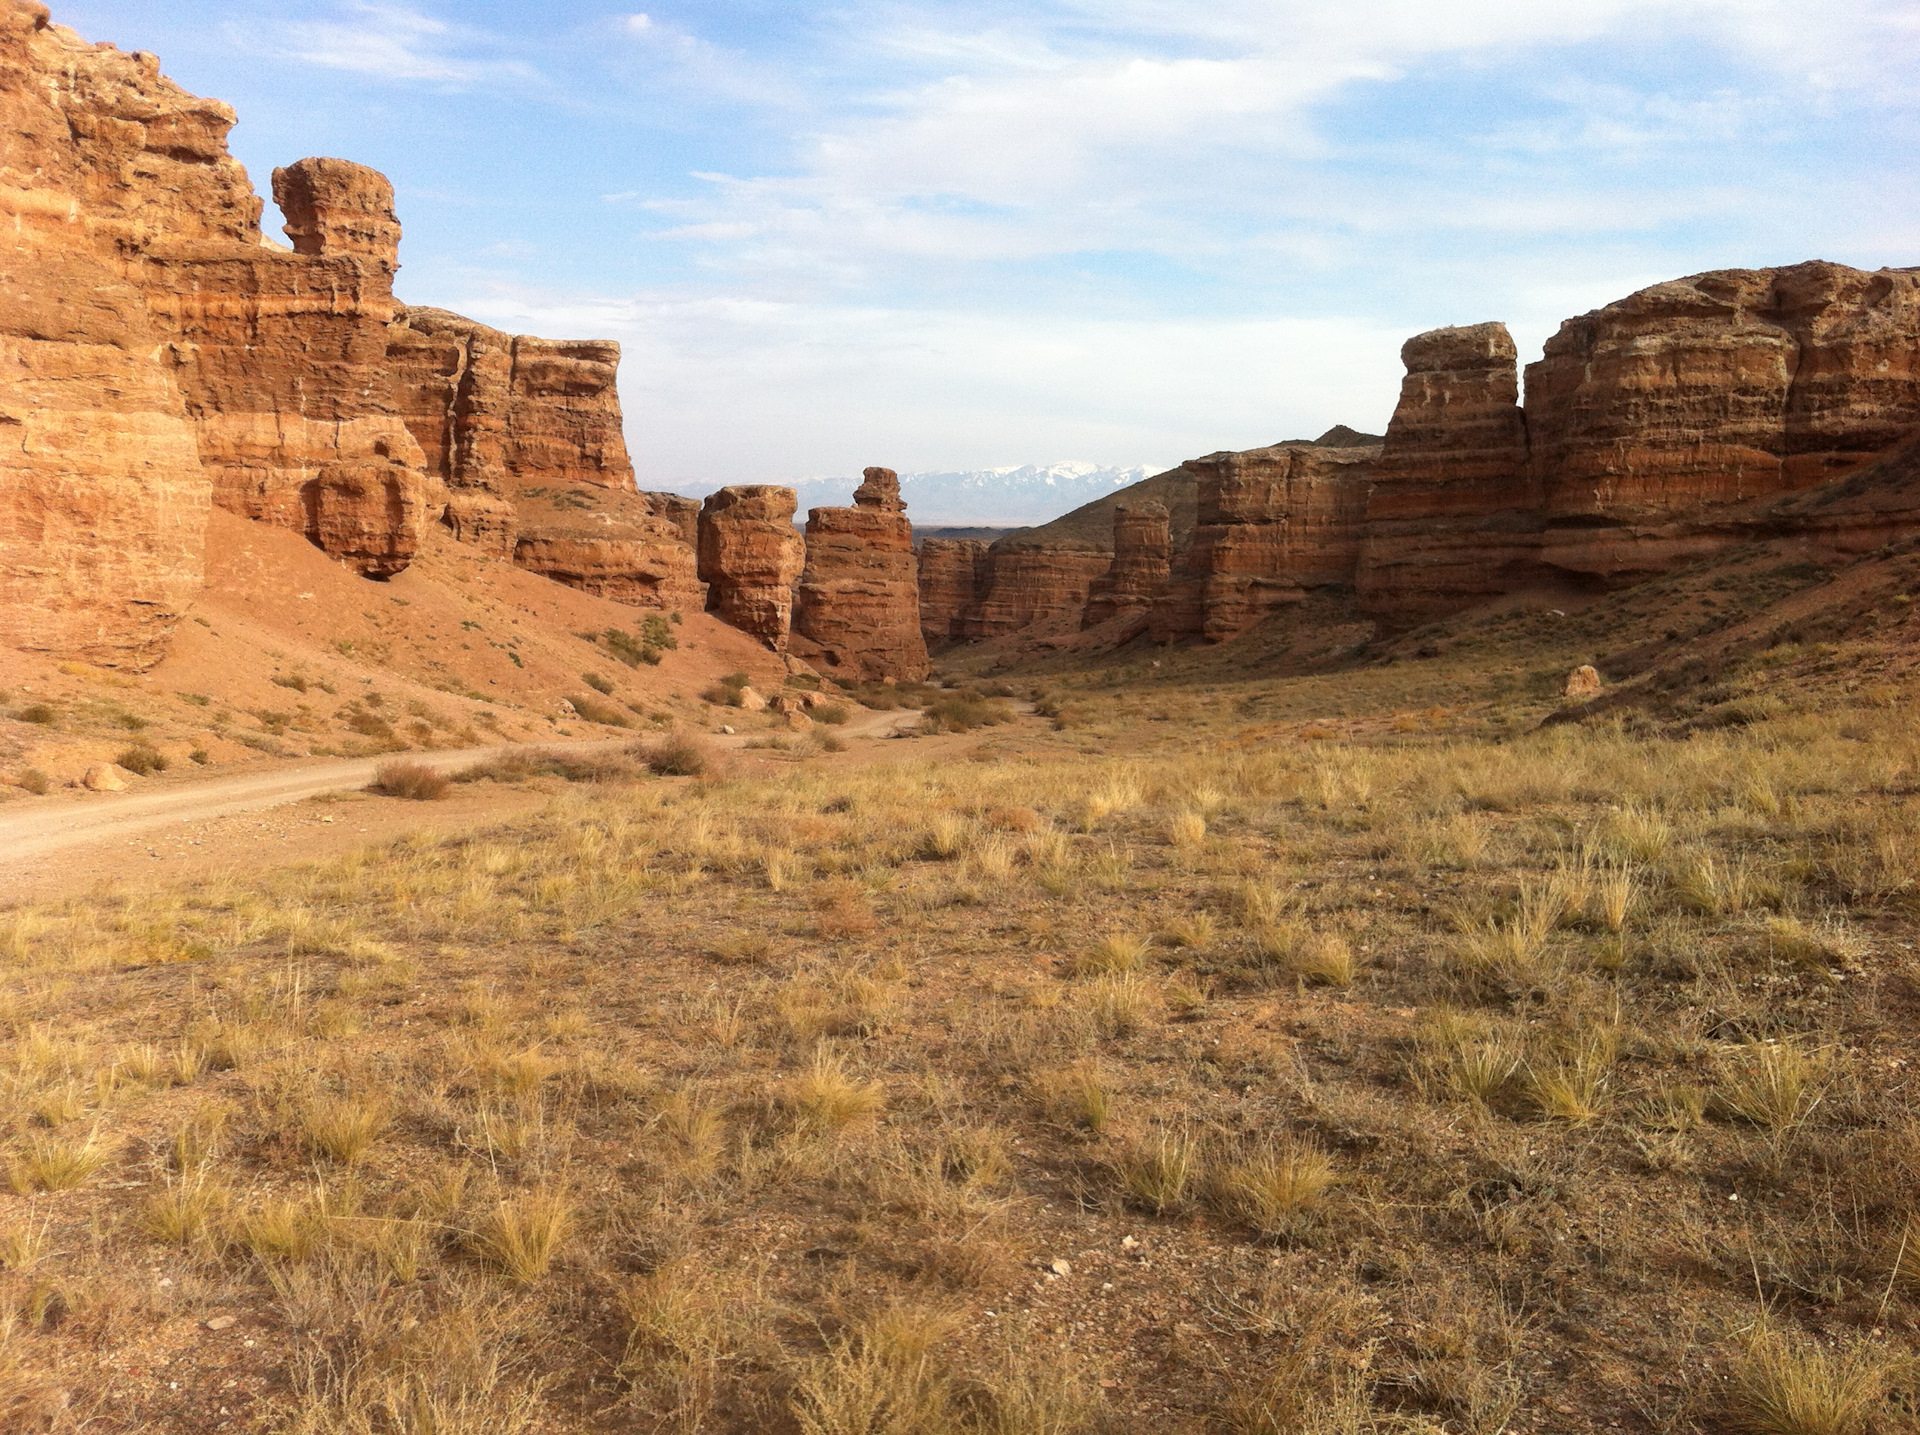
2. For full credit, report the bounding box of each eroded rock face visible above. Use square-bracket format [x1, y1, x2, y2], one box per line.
[1084, 502, 1171, 628]
[697, 487, 806, 649]
[1357, 323, 1545, 623]
[386, 307, 692, 603]
[1526, 262, 1920, 585]
[0, 2, 217, 666]
[160, 156, 435, 579]
[917, 539, 993, 643]
[1177, 436, 1380, 642]
[960, 545, 1114, 639]
[791, 468, 930, 681]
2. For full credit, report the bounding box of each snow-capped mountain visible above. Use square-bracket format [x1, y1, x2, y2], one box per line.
[660, 462, 1163, 528]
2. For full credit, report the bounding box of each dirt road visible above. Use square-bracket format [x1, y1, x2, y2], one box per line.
[0, 708, 932, 904]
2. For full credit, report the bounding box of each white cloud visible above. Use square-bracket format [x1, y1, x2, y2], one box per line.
[266, 2, 537, 86]
[437, 282, 1409, 485]
[628, 0, 1920, 288]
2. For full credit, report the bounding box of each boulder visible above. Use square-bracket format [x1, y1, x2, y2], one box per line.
[697, 487, 806, 649]
[736, 686, 768, 712]
[83, 764, 130, 792]
[790, 467, 932, 682]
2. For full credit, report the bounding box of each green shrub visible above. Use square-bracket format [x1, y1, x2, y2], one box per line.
[16, 768, 49, 796]
[642, 614, 678, 651]
[115, 746, 168, 776]
[188, 750, 210, 766]
[814, 703, 849, 725]
[700, 672, 753, 707]
[582, 671, 615, 695]
[16, 704, 57, 726]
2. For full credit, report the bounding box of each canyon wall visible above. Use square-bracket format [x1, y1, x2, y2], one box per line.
[698, 487, 806, 650]
[1, 3, 223, 665]
[1355, 323, 1543, 624]
[917, 540, 993, 645]
[924, 263, 1920, 648]
[790, 468, 931, 681]
[1, 3, 696, 667]
[388, 307, 700, 609]
[1083, 503, 1171, 628]
[959, 545, 1114, 639]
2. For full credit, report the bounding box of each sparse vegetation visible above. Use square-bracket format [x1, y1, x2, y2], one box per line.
[367, 759, 450, 800]
[4, 645, 1920, 1432]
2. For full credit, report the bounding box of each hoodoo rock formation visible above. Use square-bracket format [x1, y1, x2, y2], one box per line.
[697, 487, 807, 651]
[1356, 324, 1542, 624]
[916, 540, 994, 645]
[1083, 504, 1171, 629]
[790, 468, 931, 681]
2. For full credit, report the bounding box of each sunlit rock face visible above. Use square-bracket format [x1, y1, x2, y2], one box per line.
[791, 468, 931, 682]
[698, 486, 807, 650]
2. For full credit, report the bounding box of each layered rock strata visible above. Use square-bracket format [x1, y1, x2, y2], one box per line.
[959, 545, 1115, 639]
[790, 468, 931, 681]
[2, 3, 221, 664]
[1522, 261, 1920, 586]
[697, 487, 806, 650]
[1165, 435, 1380, 643]
[1083, 503, 1171, 628]
[917, 539, 993, 643]
[1355, 324, 1544, 624]
[387, 307, 698, 606]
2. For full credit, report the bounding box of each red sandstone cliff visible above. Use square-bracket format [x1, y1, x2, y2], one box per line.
[1522, 262, 1920, 587]
[917, 540, 994, 644]
[1356, 323, 1544, 623]
[2, 3, 222, 666]
[790, 468, 931, 681]
[387, 307, 699, 609]
[2, 3, 687, 668]
[1083, 503, 1171, 628]
[1167, 434, 1380, 643]
[698, 487, 806, 650]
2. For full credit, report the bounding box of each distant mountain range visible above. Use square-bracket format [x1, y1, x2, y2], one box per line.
[659, 463, 1164, 527]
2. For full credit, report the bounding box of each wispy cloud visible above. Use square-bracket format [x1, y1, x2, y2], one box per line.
[259, 2, 537, 87]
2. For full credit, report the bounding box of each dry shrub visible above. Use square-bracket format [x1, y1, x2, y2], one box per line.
[637, 733, 716, 777]
[369, 760, 450, 801]
[1210, 1137, 1336, 1238]
[1731, 1328, 1901, 1435]
[1074, 932, 1148, 976]
[812, 881, 878, 940]
[1113, 1127, 1197, 1214]
[1168, 812, 1208, 847]
[790, 1052, 886, 1131]
[469, 1191, 573, 1284]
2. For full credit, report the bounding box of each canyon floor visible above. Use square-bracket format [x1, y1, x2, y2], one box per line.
[4, 546, 1920, 1434]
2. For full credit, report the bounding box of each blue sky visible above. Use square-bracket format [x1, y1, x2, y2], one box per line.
[50, 1, 1920, 493]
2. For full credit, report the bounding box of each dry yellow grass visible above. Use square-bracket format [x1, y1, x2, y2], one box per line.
[1, 676, 1919, 1430]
